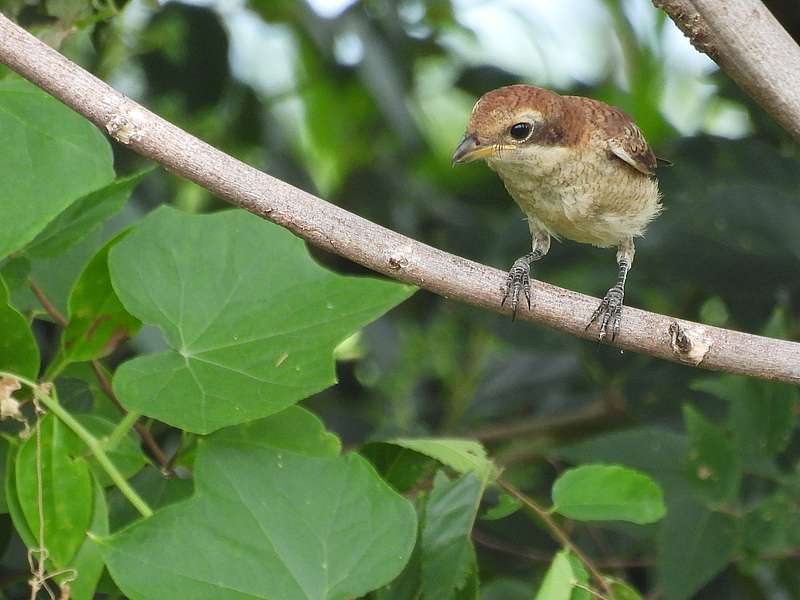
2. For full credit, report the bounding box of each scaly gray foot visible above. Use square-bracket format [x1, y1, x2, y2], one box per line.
[587, 284, 624, 341]
[501, 257, 532, 320]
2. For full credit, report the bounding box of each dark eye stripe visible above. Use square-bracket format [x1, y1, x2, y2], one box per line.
[510, 122, 532, 141]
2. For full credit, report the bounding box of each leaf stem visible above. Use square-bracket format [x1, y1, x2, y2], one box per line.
[498, 479, 614, 599]
[104, 409, 141, 452]
[0, 371, 153, 518]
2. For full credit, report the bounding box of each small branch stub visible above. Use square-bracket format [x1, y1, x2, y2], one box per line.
[669, 321, 712, 366]
[105, 107, 146, 144]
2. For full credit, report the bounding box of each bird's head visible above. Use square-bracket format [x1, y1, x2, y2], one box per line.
[452, 85, 573, 167]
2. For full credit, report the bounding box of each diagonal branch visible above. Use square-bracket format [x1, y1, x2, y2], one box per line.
[0, 13, 798, 384]
[653, 0, 800, 142]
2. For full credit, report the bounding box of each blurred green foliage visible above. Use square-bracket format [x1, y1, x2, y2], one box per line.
[0, 0, 799, 598]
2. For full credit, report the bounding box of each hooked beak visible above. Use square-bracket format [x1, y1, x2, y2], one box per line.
[451, 133, 495, 164]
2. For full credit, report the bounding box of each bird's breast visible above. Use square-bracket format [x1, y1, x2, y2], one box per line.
[491, 150, 661, 247]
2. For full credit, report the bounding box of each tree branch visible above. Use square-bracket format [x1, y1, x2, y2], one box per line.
[653, 0, 800, 142]
[1, 13, 798, 384]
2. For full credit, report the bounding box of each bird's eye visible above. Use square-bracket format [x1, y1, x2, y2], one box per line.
[509, 122, 532, 141]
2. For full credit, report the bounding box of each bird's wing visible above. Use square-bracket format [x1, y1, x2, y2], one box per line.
[608, 137, 656, 176]
[577, 98, 658, 176]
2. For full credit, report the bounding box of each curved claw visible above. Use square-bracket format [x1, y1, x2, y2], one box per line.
[502, 258, 532, 320]
[586, 285, 624, 342]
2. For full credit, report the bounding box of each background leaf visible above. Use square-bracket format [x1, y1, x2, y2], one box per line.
[388, 439, 497, 483]
[683, 405, 740, 504]
[65, 477, 109, 600]
[61, 232, 141, 363]
[658, 498, 739, 600]
[421, 470, 482, 599]
[0, 79, 113, 260]
[76, 414, 148, 487]
[15, 415, 94, 567]
[692, 376, 797, 469]
[551, 464, 666, 524]
[0, 276, 39, 379]
[533, 549, 589, 600]
[24, 171, 148, 258]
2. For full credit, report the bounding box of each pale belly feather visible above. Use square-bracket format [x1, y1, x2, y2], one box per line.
[490, 148, 661, 248]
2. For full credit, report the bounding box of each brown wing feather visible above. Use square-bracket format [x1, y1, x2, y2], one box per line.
[569, 97, 658, 176]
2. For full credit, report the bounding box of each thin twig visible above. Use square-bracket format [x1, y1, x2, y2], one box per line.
[474, 528, 656, 568]
[498, 479, 615, 599]
[1, 14, 799, 383]
[471, 528, 553, 562]
[29, 282, 66, 327]
[468, 401, 613, 442]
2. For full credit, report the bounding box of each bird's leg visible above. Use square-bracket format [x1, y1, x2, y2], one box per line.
[587, 238, 635, 341]
[502, 227, 550, 320]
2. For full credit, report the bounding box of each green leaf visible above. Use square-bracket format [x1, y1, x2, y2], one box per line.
[742, 492, 800, 557]
[109, 207, 414, 433]
[658, 498, 739, 600]
[454, 562, 479, 600]
[0, 440, 8, 513]
[605, 578, 643, 600]
[5, 438, 35, 549]
[64, 477, 109, 600]
[108, 466, 193, 531]
[551, 464, 666, 525]
[0, 79, 114, 260]
[729, 383, 797, 467]
[361, 442, 435, 493]
[421, 471, 482, 599]
[480, 492, 521, 521]
[563, 553, 590, 600]
[480, 578, 534, 600]
[697, 296, 729, 327]
[0, 276, 39, 379]
[533, 550, 589, 600]
[60, 232, 141, 364]
[372, 498, 424, 600]
[683, 405, 740, 504]
[212, 406, 341, 457]
[4, 227, 104, 317]
[24, 171, 148, 258]
[101, 415, 417, 600]
[16, 414, 94, 567]
[692, 375, 797, 467]
[388, 438, 498, 483]
[57, 362, 120, 419]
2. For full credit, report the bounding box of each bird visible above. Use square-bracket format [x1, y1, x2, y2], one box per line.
[452, 84, 664, 341]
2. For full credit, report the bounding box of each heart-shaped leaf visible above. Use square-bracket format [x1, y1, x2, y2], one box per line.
[109, 207, 414, 433]
[100, 408, 417, 600]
